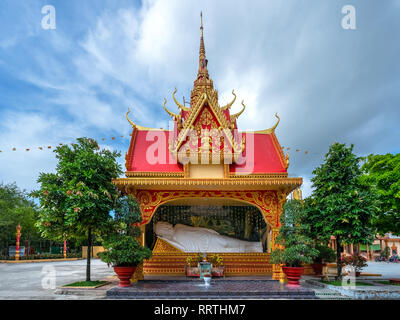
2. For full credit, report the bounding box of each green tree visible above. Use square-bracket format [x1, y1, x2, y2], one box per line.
[113, 195, 143, 238]
[0, 182, 41, 255]
[99, 195, 152, 267]
[270, 199, 318, 267]
[361, 153, 400, 235]
[31, 137, 122, 281]
[304, 143, 379, 280]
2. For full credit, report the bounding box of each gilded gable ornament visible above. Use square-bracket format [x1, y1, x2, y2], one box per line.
[194, 107, 218, 135]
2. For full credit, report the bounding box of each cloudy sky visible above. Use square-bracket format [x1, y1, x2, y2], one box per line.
[0, 0, 399, 197]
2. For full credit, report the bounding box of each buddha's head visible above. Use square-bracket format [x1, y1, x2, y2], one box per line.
[154, 221, 174, 239]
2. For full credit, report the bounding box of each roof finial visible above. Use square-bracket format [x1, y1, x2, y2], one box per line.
[198, 11, 208, 77]
[200, 11, 203, 33]
[191, 11, 213, 106]
[199, 11, 205, 60]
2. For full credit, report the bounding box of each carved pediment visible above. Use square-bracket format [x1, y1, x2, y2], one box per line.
[193, 106, 219, 135]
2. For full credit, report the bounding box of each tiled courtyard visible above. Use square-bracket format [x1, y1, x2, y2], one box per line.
[106, 279, 316, 299]
[1, 259, 400, 299]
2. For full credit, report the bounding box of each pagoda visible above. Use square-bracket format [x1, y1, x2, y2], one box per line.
[113, 13, 302, 281]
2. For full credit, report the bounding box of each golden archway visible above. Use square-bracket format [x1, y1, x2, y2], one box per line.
[133, 189, 280, 228]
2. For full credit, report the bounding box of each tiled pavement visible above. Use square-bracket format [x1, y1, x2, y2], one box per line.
[106, 279, 318, 299]
[5, 260, 400, 300]
[305, 277, 400, 299]
[57, 274, 350, 300]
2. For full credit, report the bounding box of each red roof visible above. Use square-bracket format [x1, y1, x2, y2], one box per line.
[126, 129, 183, 173]
[126, 128, 286, 174]
[230, 132, 287, 173]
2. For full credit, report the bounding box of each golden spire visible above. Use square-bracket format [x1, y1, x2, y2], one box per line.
[200, 12, 205, 58]
[198, 11, 208, 78]
[190, 12, 215, 107]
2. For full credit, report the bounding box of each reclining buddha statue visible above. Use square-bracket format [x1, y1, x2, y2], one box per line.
[154, 221, 263, 253]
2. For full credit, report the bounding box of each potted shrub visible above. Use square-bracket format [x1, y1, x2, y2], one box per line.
[185, 256, 200, 277]
[98, 195, 152, 287]
[210, 254, 225, 277]
[341, 253, 367, 277]
[311, 244, 336, 275]
[99, 234, 152, 287]
[270, 200, 318, 285]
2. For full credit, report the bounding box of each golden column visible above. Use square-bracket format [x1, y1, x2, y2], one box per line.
[271, 190, 290, 281]
[131, 224, 146, 283]
[15, 224, 21, 261]
[271, 227, 285, 281]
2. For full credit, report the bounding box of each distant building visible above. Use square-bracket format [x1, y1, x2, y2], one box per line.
[328, 234, 400, 260]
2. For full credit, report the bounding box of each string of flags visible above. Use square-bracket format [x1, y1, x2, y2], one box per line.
[281, 146, 311, 155]
[0, 134, 313, 156]
[0, 134, 132, 154]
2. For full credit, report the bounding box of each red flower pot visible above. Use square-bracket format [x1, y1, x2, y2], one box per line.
[113, 266, 136, 287]
[282, 266, 304, 285]
[311, 263, 325, 276]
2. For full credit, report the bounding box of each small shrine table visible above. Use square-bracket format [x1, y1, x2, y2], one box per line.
[199, 262, 212, 279]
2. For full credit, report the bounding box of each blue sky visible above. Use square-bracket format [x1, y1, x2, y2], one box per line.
[0, 0, 399, 197]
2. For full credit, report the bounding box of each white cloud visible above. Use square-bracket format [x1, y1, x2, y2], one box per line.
[0, 112, 85, 191]
[1, 0, 399, 198]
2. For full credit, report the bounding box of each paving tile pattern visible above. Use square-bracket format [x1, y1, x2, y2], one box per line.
[305, 278, 400, 299]
[107, 280, 317, 299]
